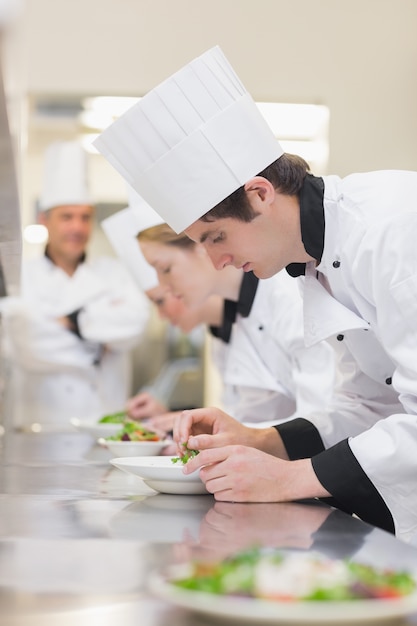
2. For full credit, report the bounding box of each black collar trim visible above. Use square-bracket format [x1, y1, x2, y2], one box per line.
[209, 300, 236, 344]
[209, 272, 259, 344]
[286, 174, 325, 277]
[236, 270, 259, 318]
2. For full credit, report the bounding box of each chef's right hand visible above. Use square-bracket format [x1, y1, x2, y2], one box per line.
[173, 406, 254, 456]
[126, 392, 167, 420]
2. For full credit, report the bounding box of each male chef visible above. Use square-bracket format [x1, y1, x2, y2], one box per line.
[1, 140, 148, 429]
[93, 47, 417, 542]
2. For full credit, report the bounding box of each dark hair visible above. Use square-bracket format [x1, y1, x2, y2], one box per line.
[200, 153, 310, 223]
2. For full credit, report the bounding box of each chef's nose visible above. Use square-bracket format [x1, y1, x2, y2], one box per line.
[207, 249, 232, 271]
[72, 216, 89, 231]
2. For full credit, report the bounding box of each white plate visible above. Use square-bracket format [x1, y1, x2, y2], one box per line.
[99, 438, 171, 457]
[109, 456, 207, 495]
[70, 417, 123, 438]
[149, 564, 417, 624]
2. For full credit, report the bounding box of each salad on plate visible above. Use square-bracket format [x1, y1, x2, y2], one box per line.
[170, 547, 416, 602]
[105, 420, 162, 442]
[150, 547, 417, 624]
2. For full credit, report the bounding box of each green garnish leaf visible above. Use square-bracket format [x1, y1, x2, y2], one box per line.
[171, 442, 199, 464]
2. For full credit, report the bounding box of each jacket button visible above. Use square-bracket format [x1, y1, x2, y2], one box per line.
[336, 334, 344, 341]
[332, 260, 341, 268]
[258, 325, 264, 331]
[385, 377, 392, 385]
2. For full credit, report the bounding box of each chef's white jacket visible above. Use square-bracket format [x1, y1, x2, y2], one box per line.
[0, 254, 149, 428]
[275, 170, 417, 542]
[210, 270, 336, 425]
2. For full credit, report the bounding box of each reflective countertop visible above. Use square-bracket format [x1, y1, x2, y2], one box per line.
[1, 430, 417, 626]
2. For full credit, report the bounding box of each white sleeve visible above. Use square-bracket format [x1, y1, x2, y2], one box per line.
[76, 258, 150, 350]
[310, 213, 417, 539]
[0, 298, 98, 371]
[348, 228, 417, 540]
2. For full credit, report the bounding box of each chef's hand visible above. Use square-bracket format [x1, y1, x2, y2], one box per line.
[57, 316, 73, 330]
[126, 392, 167, 420]
[173, 406, 286, 458]
[182, 442, 331, 503]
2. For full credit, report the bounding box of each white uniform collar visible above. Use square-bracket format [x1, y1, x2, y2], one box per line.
[303, 262, 369, 346]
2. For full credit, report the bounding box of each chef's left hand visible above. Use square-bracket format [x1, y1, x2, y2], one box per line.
[183, 445, 331, 503]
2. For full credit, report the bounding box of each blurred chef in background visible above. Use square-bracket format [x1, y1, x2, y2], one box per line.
[101, 189, 225, 432]
[0, 140, 148, 430]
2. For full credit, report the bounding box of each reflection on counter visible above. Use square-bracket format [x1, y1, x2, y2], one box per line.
[109, 494, 214, 543]
[1, 431, 417, 625]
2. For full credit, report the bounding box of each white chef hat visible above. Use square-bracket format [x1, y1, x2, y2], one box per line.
[125, 183, 164, 234]
[39, 140, 92, 211]
[101, 185, 163, 292]
[94, 45, 283, 234]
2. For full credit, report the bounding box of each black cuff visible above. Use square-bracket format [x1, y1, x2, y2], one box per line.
[66, 308, 83, 339]
[274, 418, 325, 459]
[312, 439, 395, 534]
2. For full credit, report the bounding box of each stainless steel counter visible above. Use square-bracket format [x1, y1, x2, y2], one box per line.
[1, 430, 417, 626]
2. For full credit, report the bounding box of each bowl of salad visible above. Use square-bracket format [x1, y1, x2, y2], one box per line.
[100, 420, 170, 457]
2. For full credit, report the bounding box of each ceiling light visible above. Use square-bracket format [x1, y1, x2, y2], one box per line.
[80, 97, 141, 130]
[256, 102, 329, 140]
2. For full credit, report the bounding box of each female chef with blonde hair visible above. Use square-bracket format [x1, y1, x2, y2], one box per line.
[137, 222, 336, 426]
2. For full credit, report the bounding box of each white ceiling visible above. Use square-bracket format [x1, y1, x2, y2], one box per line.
[18, 0, 417, 175]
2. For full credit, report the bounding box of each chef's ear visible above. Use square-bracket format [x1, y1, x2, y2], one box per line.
[38, 210, 48, 226]
[244, 176, 275, 207]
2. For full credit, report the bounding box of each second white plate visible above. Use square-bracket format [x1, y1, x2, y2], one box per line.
[70, 417, 122, 439]
[99, 438, 171, 457]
